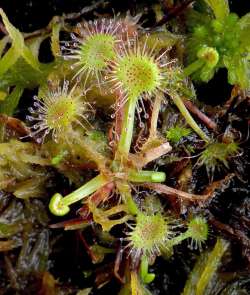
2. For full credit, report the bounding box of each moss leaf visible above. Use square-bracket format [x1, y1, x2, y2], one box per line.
[0, 86, 24, 115]
[0, 8, 41, 75]
[204, 0, 229, 21]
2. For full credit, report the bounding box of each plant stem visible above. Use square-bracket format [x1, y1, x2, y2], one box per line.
[49, 174, 110, 216]
[149, 94, 163, 138]
[169, 231, 190, 247]
[183, 59, 204, 77]
[64, 174, 109, 205]
[117, 181, 138, 215]
[171, 94, 210, 142]
[139, 255, 155, 284]
[128, 170, 166, 183]
[117, 97, 137, 157]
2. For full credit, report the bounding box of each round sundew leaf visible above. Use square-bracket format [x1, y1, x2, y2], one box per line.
[79, 33, 116, 71]
[127, 212, 173, 257]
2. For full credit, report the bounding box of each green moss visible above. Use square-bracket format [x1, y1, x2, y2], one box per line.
[166, 125, 192, 143]
[186, 1, 250, 88]
[197, 141, 239, 177]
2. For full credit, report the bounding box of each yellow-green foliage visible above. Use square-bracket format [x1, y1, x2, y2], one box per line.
[166, 125, 192, 143]
[186, 0, 250, 88]
[182, 238, 229, 295]
[0, 140, 49, 197]
[197, 141, 239, 177]
[0, 6, 246, 292]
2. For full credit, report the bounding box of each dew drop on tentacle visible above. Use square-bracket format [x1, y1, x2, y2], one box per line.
[33, 102, 40, 108]
[26, 115, 34, 121]
[70, 33, 77, 40]
[36, 137, 43, 144]
[33, 123, 40, 130]
[28, 107, 35, 114]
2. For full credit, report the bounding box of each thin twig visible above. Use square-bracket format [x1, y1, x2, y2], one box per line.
[149, 94, 163, 138]
[114, 244, 125, 284]
[142, 182, 209, 201]
[78, 231, 98, 263]
[19, 0, 106, 40]
[62, 0, 107, 20]
[142, 173, 235, 202]
[155, 0, 194, 27]
[183, 99, 218, 132]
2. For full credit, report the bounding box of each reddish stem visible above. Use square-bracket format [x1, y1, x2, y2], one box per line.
[114, 245, 125, 284]
[49, 217, 91, 229]
[142, 182, 209, 202]
[78, 231, 98, 263]
[89, 182, 115, 206]
[183, 99, 217, 132]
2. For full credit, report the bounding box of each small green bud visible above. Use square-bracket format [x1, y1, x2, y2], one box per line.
[143, 273, 155, 284]
[197, 46, 219, 68]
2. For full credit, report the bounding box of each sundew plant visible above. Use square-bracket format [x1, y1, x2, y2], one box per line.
[0, 0, 249, 294]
